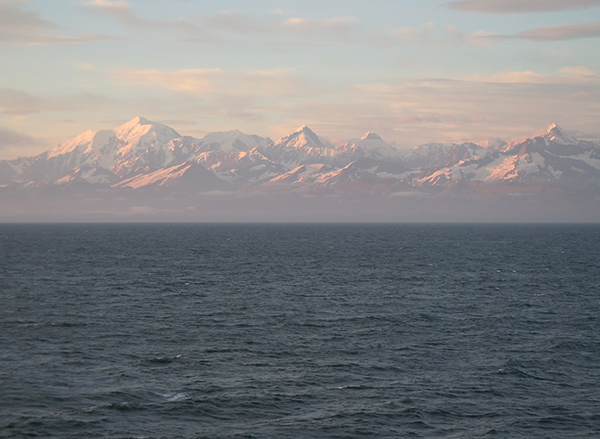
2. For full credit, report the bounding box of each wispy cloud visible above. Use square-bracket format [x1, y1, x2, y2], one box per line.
[560, 66, 598, 76]
[0, 127, 43, 151]
[80, 3, 483, 49]
[32, 33, 122, 44]
[515, 22, 600, 40]
[0, 0, 56, 43]
[333, 68, 600, 147]
[195, 12, 363, 45]
[468, 67, 600, 84]
[0, 0, 119, 44]
[83, 0, 128, 10]
[0, 87, 122, 120]
[0, 88, 49, 115]
[82, 0, 210, 39]
[444, 0, 600, 13]
[385, 22, 492, 46]
[202, 11, 269, 35]
[469, 71, 549, 84]
[476, 22, 600, 42]
[113, 67, 309, 98]
[282, 16, 358, 36]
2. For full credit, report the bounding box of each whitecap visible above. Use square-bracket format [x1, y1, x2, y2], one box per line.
[161, 392, 190, 402]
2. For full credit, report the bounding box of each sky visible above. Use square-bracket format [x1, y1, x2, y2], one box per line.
[0, 0, 599, 160]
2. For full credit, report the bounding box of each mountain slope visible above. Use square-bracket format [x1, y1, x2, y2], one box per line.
[406, 124, 600, 193]
[259, 125, 337, 167]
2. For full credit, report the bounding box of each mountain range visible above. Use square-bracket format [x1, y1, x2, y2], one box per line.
[2, 117, 600, 199]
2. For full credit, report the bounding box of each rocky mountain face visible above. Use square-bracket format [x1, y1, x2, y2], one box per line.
[2, 117, 599, 197]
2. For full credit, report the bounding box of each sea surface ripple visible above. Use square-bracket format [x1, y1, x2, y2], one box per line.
[1, 223, 599, 438]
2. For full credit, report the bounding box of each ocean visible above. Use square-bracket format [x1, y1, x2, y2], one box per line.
[1, 223, 599, 438]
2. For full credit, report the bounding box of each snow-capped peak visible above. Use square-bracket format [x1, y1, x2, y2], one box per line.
[361, 132, 382, 141]
[275, 125, 331, 149]
[543, 123, 577, 145]
[134, 116, 151, 125]
[48, 129, 117, 159]
[198, 130, 271, 152]
[292, 125, 318, 138]
[475, 137, 506, 151]
[113, 116, 182, 151]
[114, 116, 150, 135]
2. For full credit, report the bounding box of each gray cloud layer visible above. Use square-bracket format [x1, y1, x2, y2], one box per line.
[0, 88, 48, 115]
[0, 128, 41, 151]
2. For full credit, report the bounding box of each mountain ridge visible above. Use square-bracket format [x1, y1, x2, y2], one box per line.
[2, 117, 599, 198]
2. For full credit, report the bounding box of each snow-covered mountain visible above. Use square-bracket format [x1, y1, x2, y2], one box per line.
[2, 117, 196, 187]
[406, 123, 600, 193]
[195, 130, 272, 153]
[196, 148, 287, 188]
[258, 125, 337, 167]
[1, 118, 599, 197]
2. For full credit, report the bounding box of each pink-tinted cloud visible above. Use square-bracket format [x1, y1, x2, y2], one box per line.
[468, 68, 599, 84]
[282, 16, 358, 36]
[444, 0, 600, 13]
[82, 0, 209, 39]
[112, 68, 310, 100]
[516, 22, 600, 40]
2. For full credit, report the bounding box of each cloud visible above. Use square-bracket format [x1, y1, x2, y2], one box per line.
[0, 1, 119, 44]
[321, 70, 599, 149]
[0, 127, 42, 150]
[468, 71, 549, 84]
[83, 0, 129, 10]
[444, 0, 600, 13]
[203, 11, 268, 35]
[515, 22, 600, 40]
[32, 33, 122, 44]
[282, 16, 358, 36]
[0, 88, 49, 115]
[352, 71, 600, 143]
[186, 12, 364, 46]
[0, 87, 123, 124]
[396, 115, 457, 125]
[560, 66, 598, 76]
[82, 0, 211, 39]
[113, 68, 308, 99]
[467, 68, 600, 84]
[79, 3, 361, 46]
[111, 68, 312, 124]
[0, 0, 56, 43]
[384, 22, 492, 46]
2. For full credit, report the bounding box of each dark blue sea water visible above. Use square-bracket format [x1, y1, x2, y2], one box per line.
[1, 223, 599, 438]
